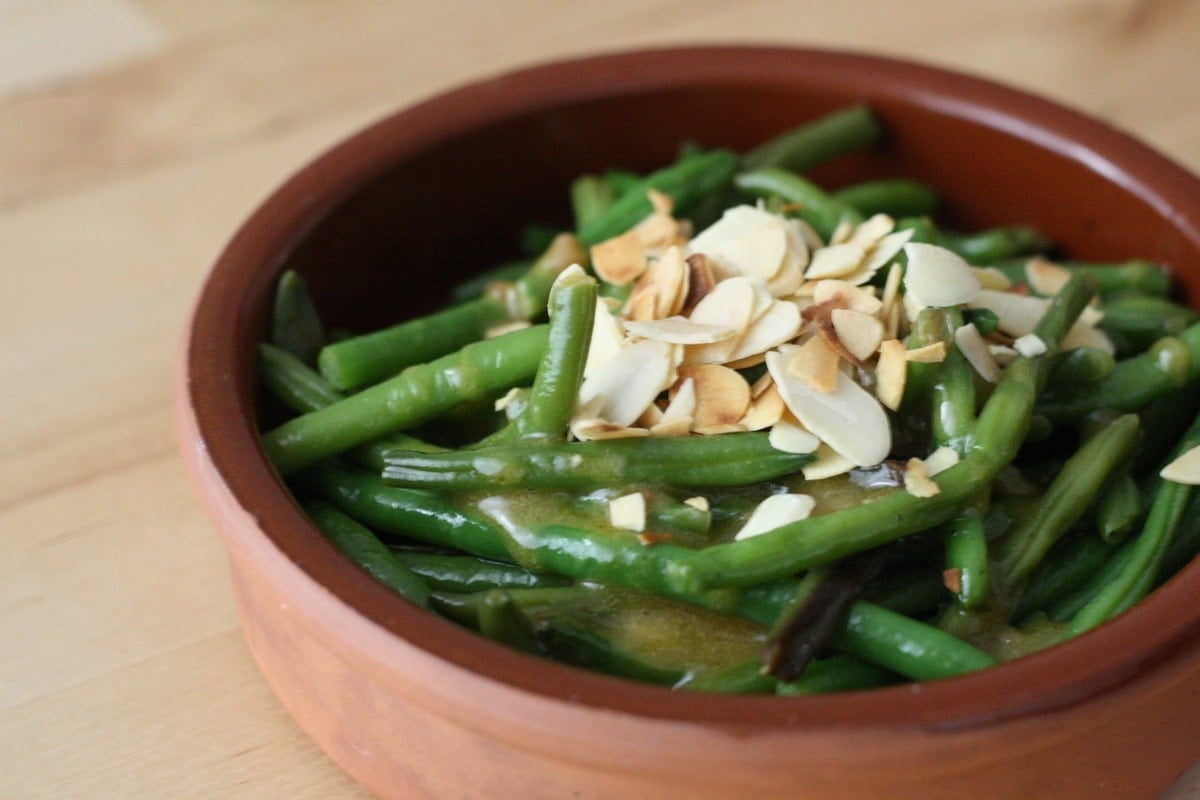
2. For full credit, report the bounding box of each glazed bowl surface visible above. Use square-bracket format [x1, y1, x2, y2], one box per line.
[176, 45, 1200, 800]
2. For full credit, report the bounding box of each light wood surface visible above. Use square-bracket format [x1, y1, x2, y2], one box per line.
[4, 2, 1200, 797]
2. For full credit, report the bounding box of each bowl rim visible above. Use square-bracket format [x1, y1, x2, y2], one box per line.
[180, 43, 1200, 730]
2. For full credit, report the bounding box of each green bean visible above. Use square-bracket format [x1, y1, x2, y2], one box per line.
[388, 550, 570, 593]
[945, 512, 990, 609]
[1160, 493, 1200, 580]
[570, 175, 618, 232]
[996, 413, 1141, 587]
[577, 149, 740, 246]
[832, 178, 941, 219]
[734, 167, 863, 241]
[260, 342, 344, 414]
[317, 233, 583, 391]
[935, 225, 1051, 264]
[1011, 534, 1119, 621]
[305, 500, 431, 607]
[681, 276, 1096, 590]
[828, 601, 998, 681]
[1093, 470, 1142, 544]
[931, 309, 976, 456]
[475, 590, 542, 652]
[775, 654, 896, 695]
[264, 323, 549, 475]
[381, 432, 815, 492]
[1043, 545, 1136, 622]
[1046, 346, 1116, 386]
[989, 257, 1171, 297]
[1097, 294, 1200, 355]
[1068, 407, 1200, 634]
[678, 660, 777, 694]
[270, 270, 326, 364]
[743, 105, 884, 173]
[1035, 328, 1200, 423]
[513, 272, 595, 441]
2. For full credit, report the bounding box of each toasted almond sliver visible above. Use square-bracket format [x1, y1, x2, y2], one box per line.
[943, 568, 963, 594]
[974, 266, 1013, 291]
[682, 253, 717, 314]
[577, 338, 675, 426]
[494, 386, 525, 413]
[812, 279, 883, 316]
[905, 341, 948, 363]
[741, 383, 785, 431]
[649, 417, 694, 437]
[734, 493, 816, 540]
[875, 338, 908, 411]
[676, 363, 752, 431]
[829, 219, 855, 245]
[955, 323, 1002, 383]
[1161, 445, 1200, 484]
[722, 225, 788, 281]
[847, 228, 914, 287]
[590, 230, 647, 286]
[685, 276, 757, 364]
[623, 316, 738, 345]
[694, 422, 747, 436]
[647, 188, 674, 216]
[831, 308, 885, 363]
[903, 242, 982, 307]
[923, 446, 961, 477]
[609, 492, 646, 532]
[848, 213, 895, 250]
[684, 496, 710, 512]
[801, 442, 858, 480]
[768, 417, 820, 453]
[769, 346, 892, 467]
[967, 289, 1116, 355]
[805, 242, 866, 280]
[570, 418, 652, 441]
[904, 457, 941, 498]
[788, 335, 841, 393]
[635, 402, 665, 429]
[726, 299, 803, 363]
[989, 344, 1019, 366]
[583, 298, 626, 380]
[485, 320, 533, 339]
[1025, 257, 1073, 296]
[1013, 333, 1047, 357]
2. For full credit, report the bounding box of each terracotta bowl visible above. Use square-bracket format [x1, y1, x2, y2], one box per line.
[175, 46, 1200, 800]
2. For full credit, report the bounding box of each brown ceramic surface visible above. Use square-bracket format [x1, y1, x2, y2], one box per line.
[176, 46, 1200, 799]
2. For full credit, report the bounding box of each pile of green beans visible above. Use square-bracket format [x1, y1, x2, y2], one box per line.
[258, 105, 1200, 693]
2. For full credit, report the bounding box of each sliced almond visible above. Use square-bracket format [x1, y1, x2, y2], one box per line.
[485, 320, 533, 339]
[812, 279, 883, 316]
[848, 213, 895, 250]
[741, 383, 785, 431]
[590, 229, 646, 286]
[905, 341, 948, 363]
[733, 493, 816, 540]
[788, 335, 841, 393]
[682, 253, 717, 314]
[685, 276, 757, 364]
[577, 338, 676, 426]
[684, 496, 710, 512]
[649, 417, 694, 437]
[570, 418, 652, 441]
[659, 377, 697, 424]
[623, 316, 738, 345]
[845, 228, 914, 287]
[974, 266, 1013, 291]
[875, 338, 908, 411]
[904, 457, 941, 498]
[676, 364, 752, 431]
[722, 224, 788, 281]
[831, 309, 885, 363]
[688, 205, 808, 286]
[583, 297, 627, 380]
[768, 416, 820, 453]
[802, 442, 858, 480]
[609, 492, 646, 532]
[923, 446, 961, 477]
[1160, 445, 1200, 484]
[725, 299, 803, 363]
[647, 188, 674, 216]
[967, 289, 1115, 355]
[805, 242, 866, 280]
[1025, 257, 1072, 296]
[1013, 333, 1048, 357]
[494, 386, 525, 413]
[903, 242, 982, 307]
[955, 323, 1002, 383]
[829, 218, 855, 245]
[768, 346, 892, 467]
[989, 343, 1019, 366]
[626, 245, 689, 321]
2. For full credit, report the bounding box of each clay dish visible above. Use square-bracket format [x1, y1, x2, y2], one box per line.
[176, 46, 1200, 799]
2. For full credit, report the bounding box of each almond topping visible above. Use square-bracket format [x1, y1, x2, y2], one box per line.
[903, 242, 982, 307]
[1161, 446, 1200, 484]
[682, 253, 717, 313]
[676, 364, 751, 431]
[813, 279, 883, 316]
[741, 383, 786, 431]
[1013, 333, 1048, 357]
[831, 309, 885, 363]
[905, 341, 948, 363]
[623, 316, 738, 345]
[955, 323, 1002, 383]
[684, 496, 710, 512]
[726, 299, 804, 363]
[768, 416, 820, 453]
[609, 492, 646, 532]
[1025, 257, 1072, 296]
[875, 338, 908, 411]
[904, 457, 941, 498]
[788, 335, 841, 393]
[570, 418, 651, 441]
[805, 242, 867, 280]
[685, 276, 757, 364]
[734, 493, 816, 540]
[801, 443, 858, 481]
[577, 338, 676, 426]
[923, 446, 961, 476]
[590, 230, 646, 286]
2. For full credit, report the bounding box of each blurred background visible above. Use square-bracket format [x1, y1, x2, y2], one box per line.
[3, 2, 1199, 797]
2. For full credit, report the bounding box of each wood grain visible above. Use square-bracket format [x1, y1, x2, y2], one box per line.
[3, 1, 1198, 797]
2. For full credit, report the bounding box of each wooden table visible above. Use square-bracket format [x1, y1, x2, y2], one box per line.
[4, 2, 1199, 797]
